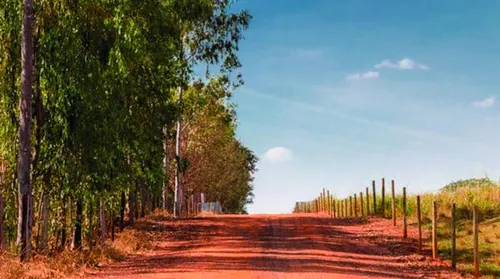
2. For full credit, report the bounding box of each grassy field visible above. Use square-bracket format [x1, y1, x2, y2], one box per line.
[378, 178, 500, 278]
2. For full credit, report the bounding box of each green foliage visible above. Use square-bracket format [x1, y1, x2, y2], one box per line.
[441, 177, 497, 192]
[182, 78, 256, 214]
[0, 0, 254, 250]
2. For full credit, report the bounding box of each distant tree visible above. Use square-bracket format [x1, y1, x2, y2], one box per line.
[441, 177, 498, 192]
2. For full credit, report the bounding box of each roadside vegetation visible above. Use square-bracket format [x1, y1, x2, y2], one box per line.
[383, 178, 500, 278]
[0, 0, 255, 268]
[0, 211, 164, 279]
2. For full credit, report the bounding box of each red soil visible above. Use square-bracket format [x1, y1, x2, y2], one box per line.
[80, 214, 465, 279]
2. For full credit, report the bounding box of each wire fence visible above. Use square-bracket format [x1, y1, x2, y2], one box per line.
[293, 178, 487, 278]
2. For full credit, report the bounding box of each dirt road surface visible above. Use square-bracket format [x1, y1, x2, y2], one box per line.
[83, 214, 464, 279]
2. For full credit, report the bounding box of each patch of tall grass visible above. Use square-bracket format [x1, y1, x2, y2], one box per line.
[369, 178, 500, 278]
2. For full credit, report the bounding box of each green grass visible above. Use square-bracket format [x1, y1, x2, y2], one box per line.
[301, 180, 500, 277]
[430, 216, 500, 278]
[379, 185, 500, 278]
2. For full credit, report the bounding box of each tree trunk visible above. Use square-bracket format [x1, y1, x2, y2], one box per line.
[69, 197, 74, 245]
[111, 212, 115, 242]
[174, 85, 183, 217]
[128, 191, 135, 226]
[120, 191, 125, 231]
[148, 193, 153, 214]
[60, 195, 67, 249]
[0, 195, 4, 250]
[134, 185, 139, 220]
[71, 199, 82, 250]
[140, 183, 146, 218]
[18, 0, 34, 262]
[162, 126, 169, 211]
[99, 198, 106, 245]
[40, 193, 49, 253]
[35, 195, 42, 250]
[88, 203, 93, 248]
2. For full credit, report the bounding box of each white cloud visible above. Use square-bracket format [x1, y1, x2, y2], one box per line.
[346, 71, 380, 80]
[472, 97, 495, 108]
[374, 58, 428, 70]
[242, 87, 498, 154]
[263, 147, 292, 162]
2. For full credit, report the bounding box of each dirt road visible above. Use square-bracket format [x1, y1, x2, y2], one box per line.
[84, 214, 463, 279]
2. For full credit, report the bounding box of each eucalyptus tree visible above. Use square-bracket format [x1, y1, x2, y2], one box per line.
[171, 0, 252, 217]
[0, 0, 255, 258]
[18, 0, 34, 262]
[182, 78, 257, 214]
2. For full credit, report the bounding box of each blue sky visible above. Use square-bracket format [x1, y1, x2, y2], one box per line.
[229, 0, 500, 214]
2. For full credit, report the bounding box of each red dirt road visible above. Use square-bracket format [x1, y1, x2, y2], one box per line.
[83, 214, 464, 279]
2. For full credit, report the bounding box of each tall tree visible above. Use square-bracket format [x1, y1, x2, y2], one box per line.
[172, 0, 251, 217]
[18, 0, 34, 262]
[0, 0, 254, 252]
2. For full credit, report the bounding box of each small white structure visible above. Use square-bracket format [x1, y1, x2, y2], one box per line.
[200, 201, 222, 214]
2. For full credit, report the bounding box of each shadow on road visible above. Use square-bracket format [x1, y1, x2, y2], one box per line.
[90, 215, 457, 278]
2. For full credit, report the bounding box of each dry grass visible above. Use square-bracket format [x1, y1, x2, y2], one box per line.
[111, 228, 152, 254]
[0, 214, 158, 279]
[0, 248, 123, 279]
[372, 184, 500, 278]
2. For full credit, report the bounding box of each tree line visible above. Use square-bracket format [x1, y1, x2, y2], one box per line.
[0, 0, 255, 261]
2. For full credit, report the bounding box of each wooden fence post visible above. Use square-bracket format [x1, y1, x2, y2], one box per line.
[321, 195, 324, 213]
[451, 203, 456, 270]
[417, 195, 422, 254]
[432, 200, 438, 260]
[326, 190, 330, 216]
[338, 199, 341, 217]
[342, 198, 345, 217]
[372, 180, 377, 215]
[473, 206, 480, 278]
[332, 198, 336, 218]
[345, 199, 348, 217]
[324, 190, 327, 213]
[354, 194, 358, 217]
[330, 195, 333, 217]
[342, 199, 345, 217]
[403, 187, 407, 239]
[323, 192, 326, 213]
[391, 180, 396, 226]
[365, 187, 370, 215]
[360, 192, 364, 216]
[381, 178, 385, 217]
[319, 193, 323, 213]
[349, 196, 353, 217]
[0, 195, 4, 251]
[340, 199, 343, 217]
